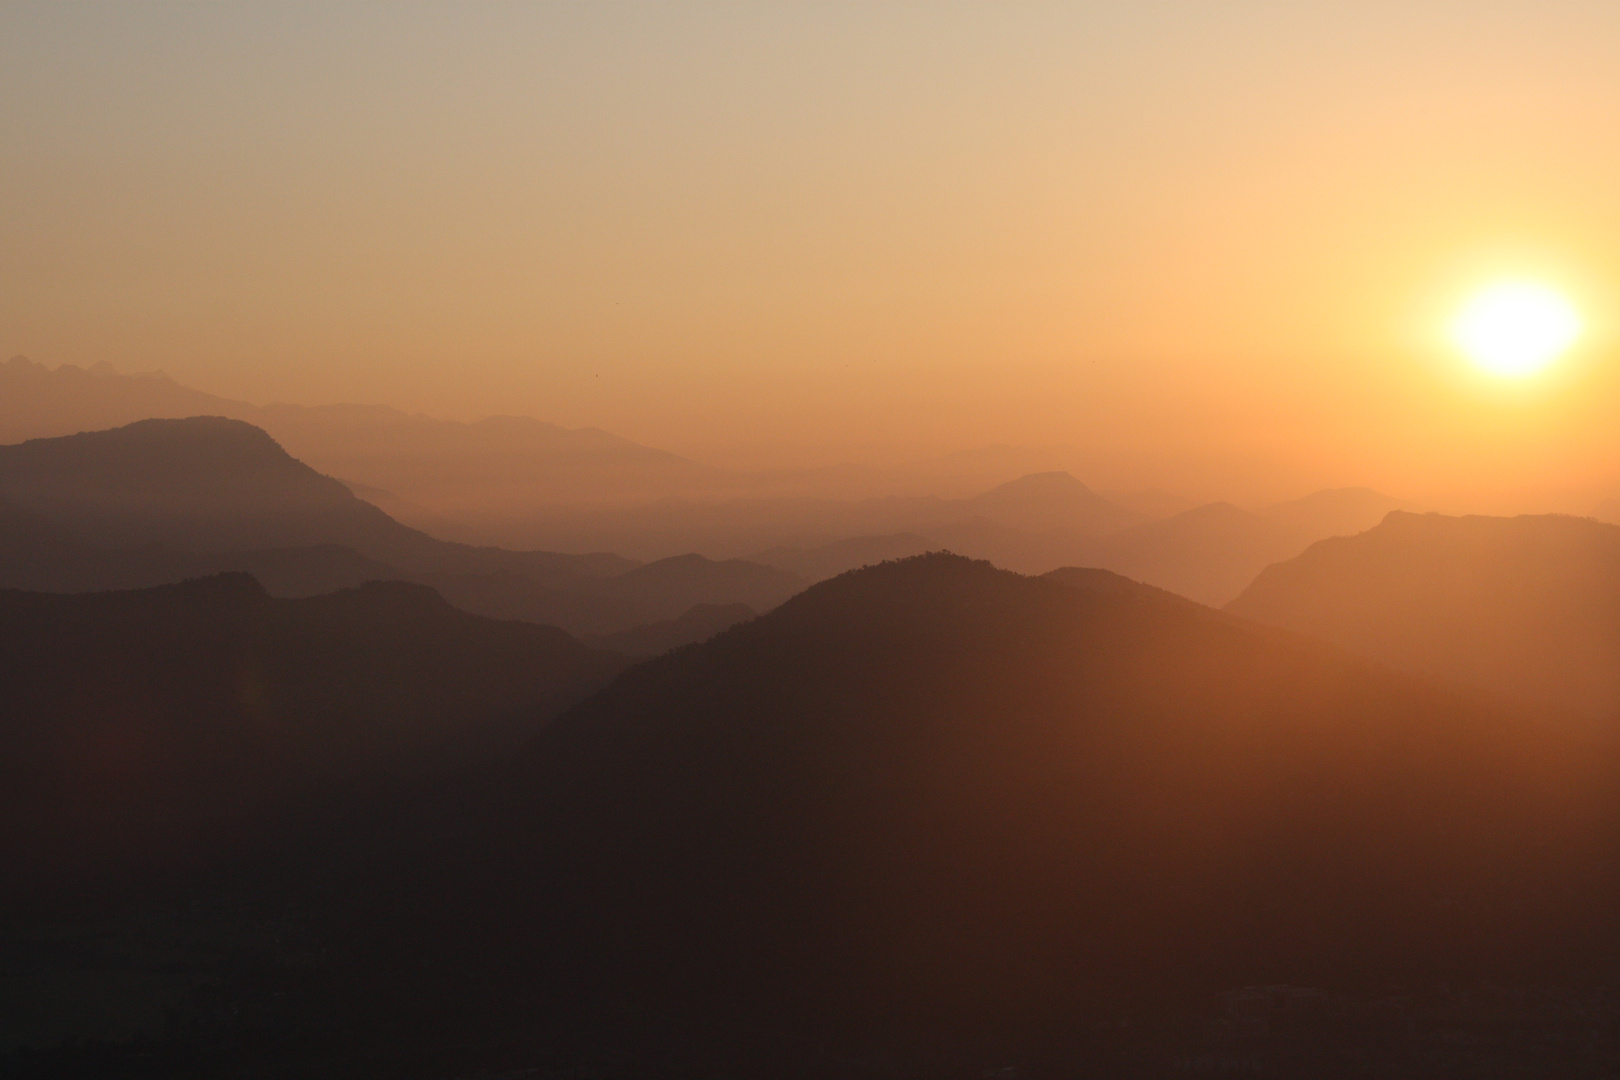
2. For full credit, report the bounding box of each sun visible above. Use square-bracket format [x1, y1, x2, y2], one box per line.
[1450, 281, 1581, 377]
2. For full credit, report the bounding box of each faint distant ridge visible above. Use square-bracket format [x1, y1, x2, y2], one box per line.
[252, 402, 734, 517]
[1065, 488, 1418, 606]
[1064, 500, 1314, 606]
[483, 468, 1412, 600]
[1261, 486, 1419, 539]
[954, 470, 1145, 535]
[0, 355, 240, 443]
[1228, 510, 1620, 718]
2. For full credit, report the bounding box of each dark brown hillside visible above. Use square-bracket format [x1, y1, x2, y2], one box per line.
[1228, 511, 1620, 719]
[335, 553, 1620, 1064]
[0, 574, 628, 892]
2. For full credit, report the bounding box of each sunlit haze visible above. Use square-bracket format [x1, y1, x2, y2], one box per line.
[3, 2, 1619, 509]
[1452, 282, 1582, 377]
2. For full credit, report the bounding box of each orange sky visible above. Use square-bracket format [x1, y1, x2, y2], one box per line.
[3, 3, 1619, 508]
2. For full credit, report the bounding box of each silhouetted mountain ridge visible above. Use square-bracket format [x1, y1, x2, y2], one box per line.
[327, 553, 1620, 1062]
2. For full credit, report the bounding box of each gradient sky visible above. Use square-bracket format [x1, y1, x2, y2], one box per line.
[4, 2, 1619, 506]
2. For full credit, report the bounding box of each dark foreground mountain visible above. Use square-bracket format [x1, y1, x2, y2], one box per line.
[0, 574, 628, 893]
[284, 554, 1620, 1073]
[1229, 511, 1620, 720]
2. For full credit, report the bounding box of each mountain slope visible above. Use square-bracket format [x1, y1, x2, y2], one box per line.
[0, 574, 629, 890]
[335, 554, 1619, 1062]
[1228, 511, 1620, 719]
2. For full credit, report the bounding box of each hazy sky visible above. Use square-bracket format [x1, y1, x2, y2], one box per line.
[4, 2, 1619, 505]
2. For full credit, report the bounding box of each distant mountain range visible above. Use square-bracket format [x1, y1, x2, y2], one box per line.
[0, 358, 1161, 520]
[0, 573, 628, 891]
[0, 355, 731, 513]
[0, 417, 803, 636]
[1, 358, 1430, 607]
[739, 485, 1418, 605]
[1230, 511, 1620, 719]
[314, 553, 1620, 1064]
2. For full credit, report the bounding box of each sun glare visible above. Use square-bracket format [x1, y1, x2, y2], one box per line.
[1451, 281, 1581, 377]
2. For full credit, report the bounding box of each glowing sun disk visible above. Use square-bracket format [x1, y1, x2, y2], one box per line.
[1451, 282, 1581, 377]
